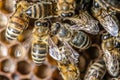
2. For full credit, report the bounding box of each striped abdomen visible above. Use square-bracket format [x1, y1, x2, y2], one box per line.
[25, 2, 54, 19]
[31, 41, 48, 65]
[70, 31, 91, 49]
[6, 15, 28, 41]
[84, 58, 106, 80]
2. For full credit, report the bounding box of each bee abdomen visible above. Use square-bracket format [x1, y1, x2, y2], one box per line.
[31, 42, 48, 64]
[5, 16, 28, 41]
[84, 59, 106, 80]
[70, 31, 91, 49]
[25, 2, 53, 19]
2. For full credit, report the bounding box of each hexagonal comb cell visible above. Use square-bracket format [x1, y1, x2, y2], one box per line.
[0, 13, 8, 29]
[17, 61, 31, 75]
[9, 44, 26, 59]
[0, 0, 16, 14]
[0, 75, 9, 80]
[11, 73, 20, 80]
[1, 59, 15, 73]
[34, 64, 52, 79]
[0, 30, 10, 44]
[0, 43, 8, 58]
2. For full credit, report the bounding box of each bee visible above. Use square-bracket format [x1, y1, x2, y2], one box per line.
[48, 38, 80, 80]
[5, 1, 30, 41]
[101, 33, 120, 77]
[51, 22, 91, 50]
[57, 62, 80, 80]
[84, 58, 106, 80]
[57, 0, 77, 17]
[91, 0, 119, 36]
[94, 0, 120, 12]
[31, 19, 50, 65]
[62, 10, 99, 35]
[25, 1, 57, 19]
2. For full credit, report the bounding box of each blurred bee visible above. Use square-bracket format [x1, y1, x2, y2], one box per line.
[62, 10, 99, 35]
[5, 1, 30, 41]
[57, 0, 77, 17]
[31, 19, 50, 65]
[101, 33, 120, 77]
[94, 0, 120, 12]
[25, 1, 57, 19]
[91, 0, 119, 36]
[48, 38, 80, 80]
[84, 58, 106, 80]
[51, 22, 91, 50]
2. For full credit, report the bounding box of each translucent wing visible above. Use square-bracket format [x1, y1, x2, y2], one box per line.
[99, 14, 119, 36]
[63, 11, 99, 35]
[63, 41, 79, 64]
[48, 38, 63, 61]
[102, 42, 120, 77]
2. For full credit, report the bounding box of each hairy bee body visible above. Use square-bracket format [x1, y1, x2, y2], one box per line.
[92, 0, 119, 36]
[48, 38, 80, 80]
[58, 62, 80, 80]
[84, 58, 106, 80]
[94, 0, 120, 12]
[25, 1, 57, 19]
[31, 19, 50, 65]
[101, 33, 120, 77]
[5, 1, 29, 41]
[51, 22, 91, 50]
[62, 11, 99, 35]
[57, 0, 76, 17]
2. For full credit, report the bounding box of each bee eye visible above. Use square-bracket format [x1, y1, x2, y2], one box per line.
[55, 23, 60, 29]
[68, 12, 73, 17]
[102, 34, 110, 40]
[35, 21, 42, 27]
[61, 12, 73, 17]
[114, 41, 120, 48]
[61, 13, 68, 17]
[94, 2, 99, 8]
[43, 22, 49, 27]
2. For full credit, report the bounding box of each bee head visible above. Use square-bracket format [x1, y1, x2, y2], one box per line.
[102, 33, 112, 40]
[57, 0, 76, 17]
[35, 19, 50, 33]
[35, 19, 50, 27]
[51, 22, 61, 35]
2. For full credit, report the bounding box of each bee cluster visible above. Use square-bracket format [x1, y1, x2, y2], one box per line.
[0, 0, 120, 80]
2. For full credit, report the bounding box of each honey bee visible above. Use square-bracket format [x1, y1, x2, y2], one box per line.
[57, 0, 77, 17]
[94, 0, 120, 12]
[5, 1, 30, 41]
[48, 38, 80, 80]
[51, 22, 91, 50]
[58, 62, 80, 80]
[84, 58, 106, 80]
[25, 1, 57, 19]
[31, 19, 50, 65]
[101, 33, 120, 77]
[91, 0, 119, 36]
[62, 10, 99, 35]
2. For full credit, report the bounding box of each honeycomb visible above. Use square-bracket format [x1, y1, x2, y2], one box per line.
[0, 0, 64, 80]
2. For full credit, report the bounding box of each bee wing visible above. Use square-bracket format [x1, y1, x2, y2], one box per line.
[102, 48, 120, 77]
[63, 16, 99, 35]
[70, 20, 99, 35]
[48, 38, 63, 61]
[63, 41, 79, 64]
[100, 15, 119, 36]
